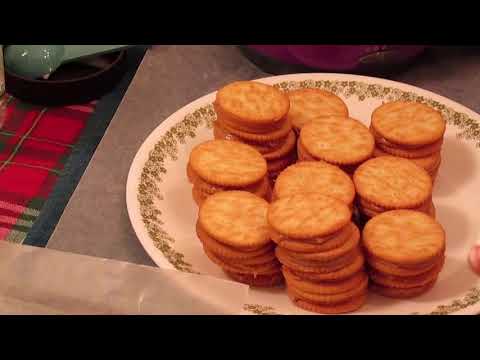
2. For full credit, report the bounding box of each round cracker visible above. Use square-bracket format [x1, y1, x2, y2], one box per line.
[284, 269, 367, 295]
[289, 293, 366, 314]
[213, 121, 285, 153]
[296, 139, 317, 161]
[267, 151, 297, 173]
[373, 147, 441, 172]
[203, 246, 280, 275]
[276, 247, 359, 273]
[287, 88, 349, 131]
[215, 114, 293, 141]
[189, 140, 267, 187]
[262, 131, 297, 160]
[196, 221, 274, 260]
[299, 116, 375, 165]
[286, 225, 360, 262]
[268, 193, 351, 239]
[199, 191, 271, 249]
[273, 161, 355, 205]
[377, 139, 443, 158]
[271, 223, 355, 253]
[225, 271, 284, 287]
[285, 253, 365, 282]
[368, 256, 444, 289]
[353, 156, 432, 209]
[367, 254, 444, 277]
[369, 279, 437, 298]
[371, 101, 446, 147]
[192, 187, 207, 207]
[287, 276, 368, 304]
[358, 197, 432, 214]
[362, 210, 446, 266]
[216, 81, 290, 125]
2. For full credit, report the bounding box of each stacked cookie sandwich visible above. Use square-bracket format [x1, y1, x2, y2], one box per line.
[268, 193, 367, 314]
[187, 140, 270, 205]
[371, 101, 446, 182]
[213, 81, 297, 182]
[353, 156, 435, 219]
[197, 191, 282, 287]
[363, 210, 446, 298]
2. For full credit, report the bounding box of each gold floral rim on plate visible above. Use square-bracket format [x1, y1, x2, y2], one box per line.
[136, 79, 480, 315]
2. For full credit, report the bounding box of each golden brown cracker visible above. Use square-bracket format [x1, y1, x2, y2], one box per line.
[287, 88, 349, 131]
[376, 139, 443, 159]
[366, 254, 444, 277]
[284, 269, 367, 295]
[299, 116, 375, 166]
[368, 256, 444, 289]
[369, 279, 437, 299]
[287, 275, 368, 304]
[196, 221, 274, 260]
[192, 187, 207, 206]
[213, 120, 287, 155]
[289, 293, 366, 314]
[373, 147, 441, 172]
[199, 191, 271, 249]
[371, 101, 446, 147]
[267, 150, 297, 173]
[271, 223, 354, 253]
[262, 131, 297, 160]
[285, 224, 359, 262]
[215, 113, 293, 140]
[268, 193, 351, 239]
[358, 197, 432, 216]
[215, 81, 290, 126]
[225, 270, 284, 287]
[189, 140, 267, 187]
[297, 139, 317, 161]
[362, 209, 446, 266]
[353, 156, 432, 209]
[276, 246, 360, 273]
[273, 161, 355, 206]
[203, 246, 281, 275]
[286, 253, 365, 282]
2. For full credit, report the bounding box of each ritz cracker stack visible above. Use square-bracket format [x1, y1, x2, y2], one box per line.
[197, 191, 283, 287]
[213, 81, 296, 183]
[187, 140, 271, 206]
[268, 193, 368, 314]
[370, 101, 446, 182]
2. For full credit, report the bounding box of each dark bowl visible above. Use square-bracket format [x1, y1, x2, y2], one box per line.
[5, 50, 128, 106]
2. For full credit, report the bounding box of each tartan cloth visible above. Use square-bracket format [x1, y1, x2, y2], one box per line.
[0, 95, 96, 244]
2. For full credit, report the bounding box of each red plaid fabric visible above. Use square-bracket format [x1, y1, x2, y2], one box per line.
[0, 95, 96, 243]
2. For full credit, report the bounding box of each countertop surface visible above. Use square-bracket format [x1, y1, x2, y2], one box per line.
[47, 45, 480, 266]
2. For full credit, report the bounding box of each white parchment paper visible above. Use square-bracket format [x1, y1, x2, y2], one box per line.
[0, 242, 249, 314]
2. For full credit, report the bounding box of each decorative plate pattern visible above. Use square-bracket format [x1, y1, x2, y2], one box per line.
[128, 74, 480, 315]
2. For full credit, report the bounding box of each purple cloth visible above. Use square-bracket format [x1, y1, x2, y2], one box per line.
[247, 45, 426, 72]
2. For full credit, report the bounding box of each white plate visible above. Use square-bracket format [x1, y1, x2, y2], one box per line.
[126, 73, 480, 315]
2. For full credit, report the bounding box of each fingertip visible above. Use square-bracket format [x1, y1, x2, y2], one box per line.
[469, 245, 480, 275]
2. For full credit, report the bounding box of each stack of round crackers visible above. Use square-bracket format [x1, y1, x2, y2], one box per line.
[286, 88, 349, 134]
[187, 140, 270, 205]
[298, 116, 375, 176]
[353, 156, 435, 220]
[371, 101, 446, 182]
[268, 193, 368, 314]
[362, 210, 446, 298]
[197, 191, 283, 287]
[213, 81, 297, 182]
[272, 161, 356, 210]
